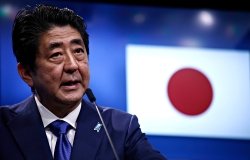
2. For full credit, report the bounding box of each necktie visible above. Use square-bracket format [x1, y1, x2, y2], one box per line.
[48, 120, 72, 160]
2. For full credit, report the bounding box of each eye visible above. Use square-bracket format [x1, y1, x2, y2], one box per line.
[50, 52, 62, 58]
[74, 48, 84, 54]
[49, 52, 64, 62]
[73, 48, 85, 61]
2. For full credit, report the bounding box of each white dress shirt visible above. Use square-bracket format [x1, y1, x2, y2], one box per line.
[35, 96, 81, 157]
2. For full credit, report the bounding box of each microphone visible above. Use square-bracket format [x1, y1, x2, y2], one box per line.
[85, 88, 120, 160]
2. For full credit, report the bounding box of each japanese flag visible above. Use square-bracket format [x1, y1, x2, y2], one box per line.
[126, 44, 250, 140]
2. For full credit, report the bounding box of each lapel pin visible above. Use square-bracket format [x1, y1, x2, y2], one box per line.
[94, 122, 103, 132]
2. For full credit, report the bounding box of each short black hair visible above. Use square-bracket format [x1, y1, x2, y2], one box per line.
[12, 4, 89, 71]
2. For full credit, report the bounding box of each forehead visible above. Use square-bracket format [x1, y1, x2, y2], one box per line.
[39, 25, 83, 46]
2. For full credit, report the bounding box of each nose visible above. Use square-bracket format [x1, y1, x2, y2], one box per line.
[64, 53, 78, 73]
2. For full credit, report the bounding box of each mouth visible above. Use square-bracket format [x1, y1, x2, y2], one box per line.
[61, 80, 80, 86]
[60, 80, 81, 90]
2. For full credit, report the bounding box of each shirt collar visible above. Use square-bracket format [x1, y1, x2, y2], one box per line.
[35, 95, 81, 129]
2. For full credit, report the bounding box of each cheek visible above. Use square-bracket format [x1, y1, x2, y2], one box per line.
[80, 64, 90, 81]
[36, 65, 63, 83]
[84, 67, 90, 80]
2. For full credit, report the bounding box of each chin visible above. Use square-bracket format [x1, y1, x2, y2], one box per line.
[58, 89, 84, 103]
[65, 94, 83, 102]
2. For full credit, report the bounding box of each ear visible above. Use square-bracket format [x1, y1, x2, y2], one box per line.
[17, 63, 34, 87]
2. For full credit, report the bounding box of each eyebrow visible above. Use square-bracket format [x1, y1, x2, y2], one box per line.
[48, 38, 84, 50]
[71, 39, 84, 46]
[48, 42, 63, 50]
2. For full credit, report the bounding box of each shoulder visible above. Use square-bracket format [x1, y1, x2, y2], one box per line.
[82, 99, 138, 129]
[102, 106, 133, 118]
[83, 98, 134, 119]
[0, 96, 34, 112]
[99, 105, 141, 133]
[99, 105, 137, 123]
[0, 96, 34, 123]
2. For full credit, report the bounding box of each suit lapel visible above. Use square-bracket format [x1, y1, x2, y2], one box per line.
[71, 100, 106, 160]
[8, 96, 53, 160]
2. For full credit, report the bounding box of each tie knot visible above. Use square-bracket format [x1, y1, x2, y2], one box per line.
[48, 120, 72, 137]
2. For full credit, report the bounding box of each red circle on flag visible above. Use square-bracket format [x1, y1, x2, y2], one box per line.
[167, 68, 213, 116]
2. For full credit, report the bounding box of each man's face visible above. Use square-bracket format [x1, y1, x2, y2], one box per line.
[30, 25, 90, 109]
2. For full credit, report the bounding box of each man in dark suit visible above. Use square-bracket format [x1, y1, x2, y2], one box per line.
[0, 4, 167, 160]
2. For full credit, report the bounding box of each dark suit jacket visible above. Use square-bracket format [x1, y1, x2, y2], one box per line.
[0, 96, 167, 160]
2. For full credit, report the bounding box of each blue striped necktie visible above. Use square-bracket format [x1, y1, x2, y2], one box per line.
[48, 120, 72, 160]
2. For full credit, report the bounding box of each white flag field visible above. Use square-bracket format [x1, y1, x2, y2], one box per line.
[126, 44, 250, 140]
